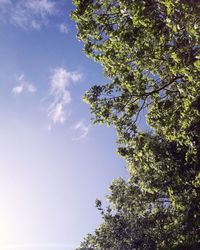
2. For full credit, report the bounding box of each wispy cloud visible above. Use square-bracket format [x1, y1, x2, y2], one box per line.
[12, 74, 37, 95]
[0, 0, 11, 5]
[48, 67, 82, 129]
[0, 0, 57, 30]
[72, 121, 91, 141]
[59, 23, 69, 34]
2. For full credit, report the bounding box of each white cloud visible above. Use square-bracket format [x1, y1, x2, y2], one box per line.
[59, 23, 68, 34]
[72, 121, 91, 141]
[24, 0, 55, 15]
[12, 74, 37, 95]
[26, 83, 37, 93]
[48, 102, 67, 124]
[0, 0, 57, 29]
[18, 74, 24, 81]
[48, 68, 82, 126]
[31, 20, 41, 30]
[12, 84, 24, 95]
[0, 0, 11, 5]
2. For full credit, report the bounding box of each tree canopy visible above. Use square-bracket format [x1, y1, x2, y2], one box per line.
[72, 0, 200, 249]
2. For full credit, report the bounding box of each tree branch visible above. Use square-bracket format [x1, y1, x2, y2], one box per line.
[144, 75, 183, 96]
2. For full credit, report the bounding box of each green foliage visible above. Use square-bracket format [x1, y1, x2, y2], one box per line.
[72, 0, 200, 249]
[77, 134, 200, 249]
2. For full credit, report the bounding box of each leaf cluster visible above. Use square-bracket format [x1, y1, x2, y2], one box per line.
[72, 0, 200, 249]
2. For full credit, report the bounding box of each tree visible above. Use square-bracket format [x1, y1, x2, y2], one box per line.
[72, 0, 200, 145]
[77, 134, 200, 249]
[72, 0, 200, 249]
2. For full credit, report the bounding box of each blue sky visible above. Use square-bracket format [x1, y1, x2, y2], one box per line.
[0, 1, 128, 249]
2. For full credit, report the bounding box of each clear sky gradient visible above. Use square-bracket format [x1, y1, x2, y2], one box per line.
[0, 1, 128, 249]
